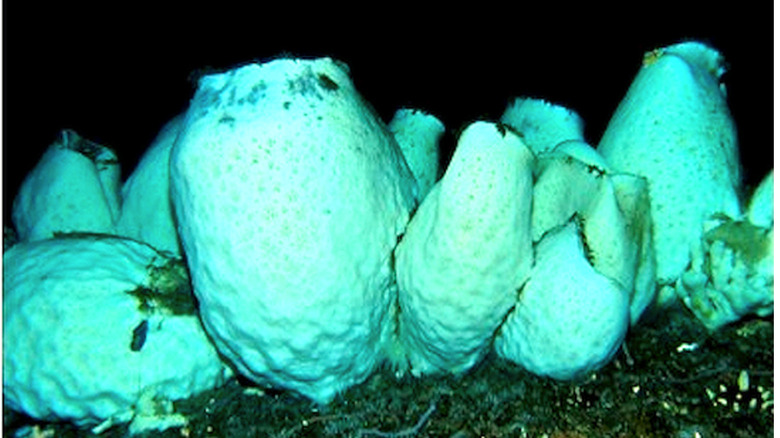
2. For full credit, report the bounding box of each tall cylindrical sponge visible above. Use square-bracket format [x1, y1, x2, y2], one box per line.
[393, 121, 534, 376]
[597, 42, 741, 302]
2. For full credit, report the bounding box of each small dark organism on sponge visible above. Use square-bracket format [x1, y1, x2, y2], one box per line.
[132, 259, 199, 316]
[130, 319, 149, 352]
[317, 73, 339, 91]
[494, 122, 523, 140]
[59, 130, 102, 161]
[587, 163, 606, 178]
[495, 122, 508, 137]
[219, 114, 236, 125]
[127, 285, 197, 316]
[57, 130, 119, 171]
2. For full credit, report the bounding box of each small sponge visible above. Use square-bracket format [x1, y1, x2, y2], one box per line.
[495, 220, 629, 380]
[500, 98, 584, 155]
[12, 130, 121, 241]
[388, 108, 445, 201]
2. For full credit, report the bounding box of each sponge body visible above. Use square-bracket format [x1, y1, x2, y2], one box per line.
[677, 172, 774, 330]
[597, 42, 741, 296]
[388, 108, 445, 200]
[12, 130, 121, 241]
[495, 221, 630, 379]
[116, 115, 184, 255]
[170, 58, 416, 403]
[531, 142, 655, 325]
[394, 121, 534, 375]
[500, 98, 584, 154]
[3, 236, 229, 428]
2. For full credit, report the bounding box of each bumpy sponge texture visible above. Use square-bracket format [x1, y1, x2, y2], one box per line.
[388, 108, 445, 201]
[12, 130, 121, 241]
[170, 57, 416, 403]
[597, 42, 741, 291]
[116, 115, 184, 255]
[3, 236, 228, 426]
[495, 221, 629, 379]
[394, 121, 534, 376]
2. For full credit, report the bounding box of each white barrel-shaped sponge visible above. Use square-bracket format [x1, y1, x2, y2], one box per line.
[12, 130, 122, 241]
[3, 236, 229, 429]
[393, 121, 534, 376]
[597, 41, 741, 297]
[116, 114, 184, 255]
[170, 58, 416, 404]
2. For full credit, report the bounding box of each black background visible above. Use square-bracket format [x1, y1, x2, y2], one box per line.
[3, 7, 773, 228]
